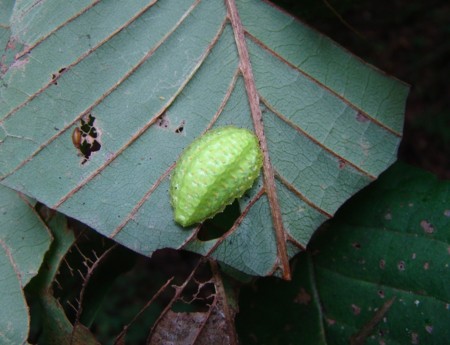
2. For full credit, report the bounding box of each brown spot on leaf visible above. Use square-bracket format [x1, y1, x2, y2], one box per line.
[6, 38, 16, 51]
[338, 159, 346, 169]
[352, 242, 361, 249]
[294, 288, 311, 305]
[356, 112, 369, 122]
[423, 262, 430, 270]
[157, 112, 170, 129]
[351, 304, 361, 315]
[420, 220, 434, 233]
[411, 332, 419, 344]
[379, 259, 386, 269]
[326, 318, 336, 325]
[397, 261, 406, 271]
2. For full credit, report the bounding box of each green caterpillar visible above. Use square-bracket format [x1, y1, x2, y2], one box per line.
[170, 126, 263, 227]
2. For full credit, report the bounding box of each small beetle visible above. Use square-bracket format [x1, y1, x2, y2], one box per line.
[72, 127, 82, 149]
[170, 126, 263, 227]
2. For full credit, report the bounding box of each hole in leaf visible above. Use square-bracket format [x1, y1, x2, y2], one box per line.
[82, 113, 96, 127]
[51, 73, 58, 85]
[175, 120, 185, 134]
[89, 127, 98, 138]
[90, 140, 101, 153]
[73, 113, 102, 164]
[50, 67, 66, 85]
[197, 199, 241, 241]
[172, 266, 214, 313]
[80, 123, 90, 134]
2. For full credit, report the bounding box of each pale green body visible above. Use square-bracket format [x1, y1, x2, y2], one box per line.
[170, 126, 263, 227]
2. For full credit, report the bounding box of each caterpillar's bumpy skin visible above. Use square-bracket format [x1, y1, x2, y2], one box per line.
[170, 126, 263, 227]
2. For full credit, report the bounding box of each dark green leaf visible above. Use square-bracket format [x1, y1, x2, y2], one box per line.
[237, 162, 450, 344]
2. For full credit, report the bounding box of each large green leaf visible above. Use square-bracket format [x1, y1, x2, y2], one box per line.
[0, 185, 51, 344]
[237, 162, 450, 344]
[0, 0, 408, 277]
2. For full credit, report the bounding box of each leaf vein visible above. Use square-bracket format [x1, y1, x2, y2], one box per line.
[51, 18, 227, 208]
[245, 31, 402, 137]
[261, 96, 377, 180]
[1, 0, 158, 124]
[275, 170, 333, 218]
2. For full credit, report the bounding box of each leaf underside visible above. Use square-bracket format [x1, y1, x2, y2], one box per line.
[0, 0, 408, 276]
[0, 185, 52, 344]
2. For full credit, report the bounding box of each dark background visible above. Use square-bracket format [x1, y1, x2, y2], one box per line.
[271, 0, 450, 178]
